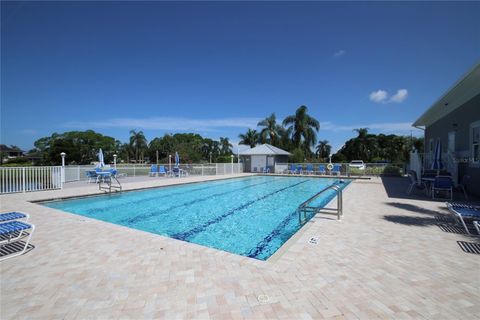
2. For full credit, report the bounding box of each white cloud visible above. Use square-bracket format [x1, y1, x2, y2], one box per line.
[369, 88, 408, 104]
[333, 49, 346, 58]
[390, 89, 408, 103]
[321, 121, 421, 134]
[369, 90, 388, 103]
[64, 117, 261, 132]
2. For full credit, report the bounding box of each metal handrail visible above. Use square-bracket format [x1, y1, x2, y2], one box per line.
[297, 183, 343, 225]
[99, 174, 122, 193]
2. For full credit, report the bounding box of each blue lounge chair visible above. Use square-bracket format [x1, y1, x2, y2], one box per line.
[288, 164, 296, 174]
[432, 176, 453, 200]
[262, 167, 270, 174]
[446, 202, 480, 235]
[306, 164, 313, 175]
[296, 165, 303, 175]
[0, 212, 29, 223]
[149, 165, 158, 177]
[158, 165, 167, 177]
[318, 165, 326, 175]
[332, 164, 341, 176]
[0, 220, 35, 261]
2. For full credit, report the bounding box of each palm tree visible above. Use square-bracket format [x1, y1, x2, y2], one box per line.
[238, 129, 259, 148]
[219, 137, 233, 155]
[283, 105, 320, 150]
[129, 130, 148, 162]
[316, 140, 331, 159]
[257, 113, 282, 146]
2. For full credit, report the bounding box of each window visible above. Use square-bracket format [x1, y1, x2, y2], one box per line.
[471, 121, 480, 166]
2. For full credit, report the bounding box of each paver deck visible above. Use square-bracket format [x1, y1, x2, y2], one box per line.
[1, 175, 479, 319]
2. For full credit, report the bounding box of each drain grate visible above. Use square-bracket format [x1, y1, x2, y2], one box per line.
[308, 237, 319, 245]
[257, 294, 269, 304]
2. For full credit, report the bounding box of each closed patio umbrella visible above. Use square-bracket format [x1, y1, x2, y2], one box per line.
[175, 151, 180, 168]
[431, 140, 442, 171]
[98, 148, 105, 168]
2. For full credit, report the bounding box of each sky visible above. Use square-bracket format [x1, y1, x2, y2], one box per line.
[1, 1, 480, 153]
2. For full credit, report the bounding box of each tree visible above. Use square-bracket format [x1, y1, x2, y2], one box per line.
[315, 140, 331, 160]
[129, 130, 148, 162]
[238, 129, 259, 148]
[219, 137, 233, 156]
[257, 113, 283, 146]
[282, 105, 320, 153]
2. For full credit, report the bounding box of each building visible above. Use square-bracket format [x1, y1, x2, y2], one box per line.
[239, 144, 290, 173]
[413, 63, 480, 197]
[0, 144, 24, 164]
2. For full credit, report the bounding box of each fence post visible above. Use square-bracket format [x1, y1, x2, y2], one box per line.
[133, 165, 136, 177]
[201, 164, 204, 176]
[22, 167, 26, 193]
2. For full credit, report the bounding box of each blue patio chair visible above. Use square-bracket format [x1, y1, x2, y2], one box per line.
[306, 164, 313, 175]
[149, 165, 158, 177]
[332, 164, 341, 176]
[446, 202, 480, 235]
[262, 167, 270, 174]
[432, 176, 453, 200]
[158, 165, 167, 177]
[318, 165, 326, 175]
[85, 170, 98, 183]
[288, 164, 296, 174]
[0, 220, 35, 262]
[0, 212, 29, 223]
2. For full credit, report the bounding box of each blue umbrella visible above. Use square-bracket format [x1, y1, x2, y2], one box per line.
[175, 151, 180, 168]
[98, 148, 105, 168]
[431, 140, 442, 170]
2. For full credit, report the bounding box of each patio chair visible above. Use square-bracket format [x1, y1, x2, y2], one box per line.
[149, 165, 158, 177]
[158, 165, 167, 177]
[432, 176, 454, 200]
[0, 220, 35, 262]
[262, 167, 270, 174]
[446, 202, 480, 235]
[0, 212, 29, 223]
[288, 164, 296, 174]
[306, 164, 314, 175]
[457, 175, 470, 200]
[296, 165, 303, 175]
[318, 165, 326, 175]
[332, 164, 341, 176]
[406, 170, 427, 195]
[85, 170, 98, 183]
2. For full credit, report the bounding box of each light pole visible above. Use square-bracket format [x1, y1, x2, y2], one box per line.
[113, 154, 117, 169]
[209, 152, 212, 164]
[169, 154, 172, 175]
[60, 152, 66, 185]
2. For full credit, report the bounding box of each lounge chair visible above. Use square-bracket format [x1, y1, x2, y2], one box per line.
[296, 165, 303, 175]
[306, 164, 314, 175]
[158, 165, 167, 177]
[0, 212, 29, 223]
[149, 165, 158, 177]
[332, 164, 341, 176]
[446, 202, 480, 235]
[0, 220, 35, 261]
[432, 176, 453, 200]
[262, 167, 270, 174]
[406, 170, 427, 195]
[318, 165, 326, 175]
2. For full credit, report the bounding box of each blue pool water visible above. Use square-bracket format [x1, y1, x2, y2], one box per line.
[44, 176, 349, 260]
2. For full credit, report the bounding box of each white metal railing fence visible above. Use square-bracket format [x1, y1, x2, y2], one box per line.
[0, 166, 63, 194]
[274, 162, 405, 177]
[63, 162, 243, 182]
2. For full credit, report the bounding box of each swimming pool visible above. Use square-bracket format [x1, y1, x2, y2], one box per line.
[44, 176, 349, 260]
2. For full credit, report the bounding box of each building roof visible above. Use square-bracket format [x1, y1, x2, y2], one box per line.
[413, 63, 480, 127]
[239, 144, 291, 156]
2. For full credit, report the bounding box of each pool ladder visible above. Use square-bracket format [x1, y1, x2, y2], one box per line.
[99, 175, 122, 193]
[297, 184, 343, 225]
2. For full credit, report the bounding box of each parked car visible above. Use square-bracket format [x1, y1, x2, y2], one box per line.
[349, 160, 365, 170]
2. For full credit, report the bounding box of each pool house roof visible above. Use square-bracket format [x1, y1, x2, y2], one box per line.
[239, 144, 291, 156]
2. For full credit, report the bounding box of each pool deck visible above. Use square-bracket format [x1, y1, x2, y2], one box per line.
[1, 175, 479, 319]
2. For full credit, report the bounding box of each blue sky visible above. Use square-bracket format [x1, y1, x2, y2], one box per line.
[2, 2, 479, 153]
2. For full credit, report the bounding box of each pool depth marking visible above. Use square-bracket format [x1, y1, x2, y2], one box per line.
[122, 179, 272, 224]
[172, 180, 308, 241]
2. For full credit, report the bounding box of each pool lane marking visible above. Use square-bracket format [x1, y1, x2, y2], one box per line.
[246, 183, 346, 259]
[121, 179, 273, 224]
[69, 176, 266, 216]
[171, 180, 308, 241]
